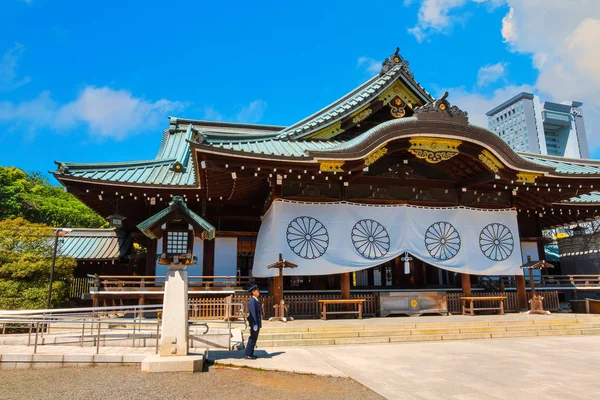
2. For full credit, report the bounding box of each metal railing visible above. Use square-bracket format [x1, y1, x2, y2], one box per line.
[88, 275, 254, 292]
[0, 301, 247, 355]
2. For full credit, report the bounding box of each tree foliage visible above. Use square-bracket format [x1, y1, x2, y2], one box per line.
[0, 218, 77, 309]
[0, 166, 106, 228]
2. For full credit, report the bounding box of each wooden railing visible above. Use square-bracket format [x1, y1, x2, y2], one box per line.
[541, 275, 600, 287]
[89, 275, 253, 292]
[487, 275, 600, 290]
[447, 291, 560, 313]
[187, 293, 378, 320]
[189, 296, 246, 320]
[586, 298, 600, 314]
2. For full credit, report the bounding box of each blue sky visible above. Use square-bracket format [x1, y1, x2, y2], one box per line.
[1, 0, 599, 180]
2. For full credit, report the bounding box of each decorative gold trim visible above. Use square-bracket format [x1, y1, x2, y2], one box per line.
[308, 121, 343, 140]
[352, 108, 372, 124]
[408, 137, 462, 164]
[319, 160, 345, 172]
[516, 172, 539, 184]
[478, 150, 503, 173]
[377, 80, 421, 108]
[364, 146, 388, 166]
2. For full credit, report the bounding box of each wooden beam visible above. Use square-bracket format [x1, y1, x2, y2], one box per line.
[455, 171, 496, 189]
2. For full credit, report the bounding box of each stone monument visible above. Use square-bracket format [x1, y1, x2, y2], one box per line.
[136, 196, 215, 373]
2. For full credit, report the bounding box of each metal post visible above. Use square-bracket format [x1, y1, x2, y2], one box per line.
[28, 323, 33, 346]
[132, 311, 137, 348]
[46, 230, 61, 309]
[226, 296, 232, 351]
[81, 319, 85, 347]
[155, 321, 160, 354]
[96, 320, 101, 354]
[34, 322, 40, 354]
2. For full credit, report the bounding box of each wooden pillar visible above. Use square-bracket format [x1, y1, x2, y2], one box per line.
[273, 274, 282, 304]
[461, 273, 472, 296]
[515, 275, 528, 311]
[145, 239, 157, 276]
[270, 183, 282, 299]
[341, 272, 351, 299]
[202, 238, 215, 277]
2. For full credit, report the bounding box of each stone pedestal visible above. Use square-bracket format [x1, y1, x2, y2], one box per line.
[160, 269, 189, 357]
[141, 354, 205, 373]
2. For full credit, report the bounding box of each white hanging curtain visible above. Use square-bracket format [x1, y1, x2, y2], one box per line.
[252, 200, 523, 277]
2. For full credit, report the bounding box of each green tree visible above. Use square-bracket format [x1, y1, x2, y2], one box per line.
[0, 166, 106, 228]
[0, 218, 77, 309]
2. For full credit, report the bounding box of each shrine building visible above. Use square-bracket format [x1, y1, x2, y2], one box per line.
[53, 48, 600, 307]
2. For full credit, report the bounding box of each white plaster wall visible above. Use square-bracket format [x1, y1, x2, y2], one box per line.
[214, 237, 238, 277]
[188, 237, 204, 276]
[521, 241, 541, 279]
[156, 237, 167, 276]
[155, 236, 204, 277]
[521, 241, 539, 263]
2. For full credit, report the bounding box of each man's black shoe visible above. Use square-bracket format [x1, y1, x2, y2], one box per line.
[244, 355, 257, 360]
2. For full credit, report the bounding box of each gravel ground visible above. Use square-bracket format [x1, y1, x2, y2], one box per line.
[0, 364, 383, 400]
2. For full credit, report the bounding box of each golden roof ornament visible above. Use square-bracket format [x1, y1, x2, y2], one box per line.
[413, 91, 468, 123]
[380, 47, 413, 78]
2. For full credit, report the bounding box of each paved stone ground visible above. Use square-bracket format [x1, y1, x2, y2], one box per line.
[212, 336, 600, 400]
[0, 364, 382, 400]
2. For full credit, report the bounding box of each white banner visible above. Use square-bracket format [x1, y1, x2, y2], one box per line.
[252, 200, 523, 277]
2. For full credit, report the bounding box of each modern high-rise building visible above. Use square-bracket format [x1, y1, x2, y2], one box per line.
[486, 92, 589, 158]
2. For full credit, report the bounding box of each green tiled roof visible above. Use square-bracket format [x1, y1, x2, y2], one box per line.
[204, 138, 345, 158]
[276, 64, 433, 139]
[137, 196, 215, 240]
[565, 192, 600, 203]
[54, 125, 197, 187]
[58, 229, 131, 260]
[519, 153, 600, 175]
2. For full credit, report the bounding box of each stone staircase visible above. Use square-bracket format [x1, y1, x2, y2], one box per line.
[253, 315, 600, 347]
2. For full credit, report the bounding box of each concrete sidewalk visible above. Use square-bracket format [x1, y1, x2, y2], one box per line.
[211, 336, 600, 400]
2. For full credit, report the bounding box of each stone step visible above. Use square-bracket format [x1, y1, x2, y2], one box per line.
[258, 317, 598, 334]
[257, 322, 600, 340]
[256, 328, 600, 347]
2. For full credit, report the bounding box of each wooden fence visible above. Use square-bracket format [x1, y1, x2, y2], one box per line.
[187, 291, 561, 319]
[447, 291, 560, 314]
[187, 293, 378, 320]
[67, 277, 91, 299]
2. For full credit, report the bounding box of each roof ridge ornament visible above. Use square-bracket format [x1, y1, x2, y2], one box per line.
[380, 47, 413, 78]
[414, 91, 468, 124]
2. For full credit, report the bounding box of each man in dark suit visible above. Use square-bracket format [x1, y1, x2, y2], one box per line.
[245, 284, 262, 360]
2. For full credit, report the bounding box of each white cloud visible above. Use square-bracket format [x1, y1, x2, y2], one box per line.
[357, 57, 381, 75]
[234, 99, 267, 124]
[443, 84, 535, 128]
[407, 0, 506, 42]
[0, 86, 186, 139]
[199, 100, 268, 124]
[202, 106, 223, 122]
[0, 91, 57, 124]
[407, 0, 468, 42]
[0, 43, 31, 91]
[477, 62, 507, 86]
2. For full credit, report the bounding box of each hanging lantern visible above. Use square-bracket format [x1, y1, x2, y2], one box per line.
[401, 252, 413, 274]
